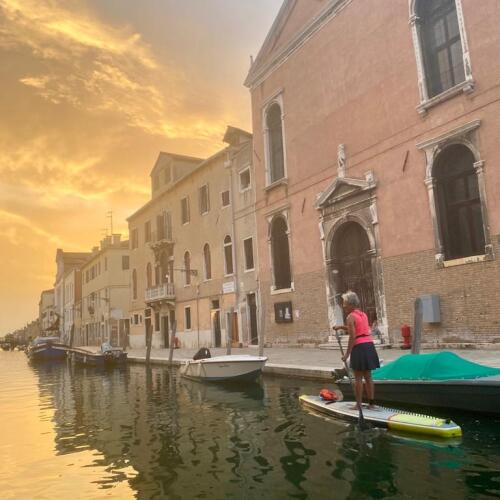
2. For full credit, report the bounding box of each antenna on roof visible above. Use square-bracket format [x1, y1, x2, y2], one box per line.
[250, 54, 254, 66]
[106, 211, 113, 235]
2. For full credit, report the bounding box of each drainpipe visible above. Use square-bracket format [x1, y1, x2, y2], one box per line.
[226, 150, 240, 348]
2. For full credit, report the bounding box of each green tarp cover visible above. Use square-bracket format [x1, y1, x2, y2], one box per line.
[372, 352, 500, 381]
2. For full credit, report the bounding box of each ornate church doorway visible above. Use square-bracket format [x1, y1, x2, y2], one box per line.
[332, 222, 376, 324]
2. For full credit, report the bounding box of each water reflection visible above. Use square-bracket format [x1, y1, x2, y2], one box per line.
[1, 352, 499, 499]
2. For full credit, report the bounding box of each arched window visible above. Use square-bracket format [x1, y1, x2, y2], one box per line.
[154, 264, 160, 286]
[416, 0, 465, 98]
[223, 235, 233, 275]
[270, 216, 292, 290]
[132, 269, 137, 300]
[266, 103, 285, 183]
[203, 243, 211, 280]
[184, 251, 191, 285]
[146, 263, 152, 289]
[434, 144, 485, 260]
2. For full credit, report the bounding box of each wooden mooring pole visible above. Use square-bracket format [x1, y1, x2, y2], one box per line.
[412, 297, 423, 354]
[168, 320, 177, 366]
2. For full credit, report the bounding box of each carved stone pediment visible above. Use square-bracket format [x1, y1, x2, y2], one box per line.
[316, 173, 376, 210]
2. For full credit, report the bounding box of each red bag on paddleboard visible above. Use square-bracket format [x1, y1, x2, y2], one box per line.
[319, 389, 340, 402]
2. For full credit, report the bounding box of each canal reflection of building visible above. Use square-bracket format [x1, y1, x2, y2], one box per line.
[31, 362, 184, 492]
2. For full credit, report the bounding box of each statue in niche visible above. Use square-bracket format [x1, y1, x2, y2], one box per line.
[337, 143, 346, 178]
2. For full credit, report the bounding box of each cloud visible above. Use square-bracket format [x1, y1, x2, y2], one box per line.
[0, 0, 229, 144]
[0, 208, 70, 248]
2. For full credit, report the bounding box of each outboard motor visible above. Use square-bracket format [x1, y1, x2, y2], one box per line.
[193, 347, 211, 360]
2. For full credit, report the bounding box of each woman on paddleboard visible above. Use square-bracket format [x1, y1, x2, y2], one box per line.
[333, 290, 380, 410]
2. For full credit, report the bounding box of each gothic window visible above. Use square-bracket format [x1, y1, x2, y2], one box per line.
[417, 0, 465, 98]
[203, 243, 211, 280]
[184, 251, 191, 286]
[434, 144, 485, 260]
[270, 216, 291, 290]
[224, 235, 233, 275]
[266, 103, 285, 183]
[132, 269, 137, 300]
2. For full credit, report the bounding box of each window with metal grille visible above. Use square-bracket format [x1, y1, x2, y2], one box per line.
[418, 0, 465, 98]
[435, 144, 485, 260]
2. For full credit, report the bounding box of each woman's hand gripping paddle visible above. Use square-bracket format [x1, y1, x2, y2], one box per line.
[334, 327, 366, 430]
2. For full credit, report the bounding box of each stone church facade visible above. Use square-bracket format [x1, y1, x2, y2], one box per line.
[245, 0, 500, 346]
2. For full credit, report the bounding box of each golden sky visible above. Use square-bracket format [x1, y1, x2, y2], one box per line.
[0, 0, 282, 335]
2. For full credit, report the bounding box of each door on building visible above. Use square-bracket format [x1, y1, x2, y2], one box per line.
[226, 311, 239, 346]
[162, 316, 169, 348]
[211, 300, 221, 347]
[247, 293, 258, 345]
[332, 222, 376, 324]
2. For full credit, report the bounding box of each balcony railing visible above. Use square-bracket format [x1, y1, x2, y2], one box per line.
[145, 283, 175, 302]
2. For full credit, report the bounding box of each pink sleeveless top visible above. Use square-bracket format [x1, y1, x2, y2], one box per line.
[350, 309, 373, 346]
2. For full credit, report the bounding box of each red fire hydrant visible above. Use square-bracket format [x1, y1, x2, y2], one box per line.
[401, 325, 411, 349]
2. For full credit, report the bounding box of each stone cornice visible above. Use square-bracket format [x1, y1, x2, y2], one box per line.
[416, 119, 481, 150]
[244, 0, 352, 89]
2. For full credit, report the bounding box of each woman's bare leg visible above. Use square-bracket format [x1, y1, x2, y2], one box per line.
[364, 371, 375, 408]
[353, 371, 364, 409]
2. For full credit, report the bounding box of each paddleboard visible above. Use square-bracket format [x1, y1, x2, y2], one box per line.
[299, 395, 462, 439]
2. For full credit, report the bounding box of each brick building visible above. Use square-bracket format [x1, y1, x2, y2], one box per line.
[245, 0, 500, 346]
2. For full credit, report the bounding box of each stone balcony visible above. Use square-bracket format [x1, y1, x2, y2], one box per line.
[145, 283, 175, 303]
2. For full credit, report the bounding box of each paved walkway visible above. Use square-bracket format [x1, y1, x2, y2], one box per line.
[126, 344, 500, 380]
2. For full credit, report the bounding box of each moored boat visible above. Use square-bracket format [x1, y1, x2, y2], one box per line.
[180, 349, 267, 382]
[67, 343, 127, 367]
[26, 336, 69, 362]
[336, 352, 500, 415]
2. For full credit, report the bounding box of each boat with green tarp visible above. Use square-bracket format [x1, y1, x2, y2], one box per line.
[336, 352, 500, 415]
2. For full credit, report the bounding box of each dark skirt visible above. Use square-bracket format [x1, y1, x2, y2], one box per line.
[350, 342, 380, 372]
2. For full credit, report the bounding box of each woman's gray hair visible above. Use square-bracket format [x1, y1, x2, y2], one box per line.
[341, 290, 360, 308]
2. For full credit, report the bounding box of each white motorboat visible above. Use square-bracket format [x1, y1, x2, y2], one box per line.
[180, 351, 267, 382]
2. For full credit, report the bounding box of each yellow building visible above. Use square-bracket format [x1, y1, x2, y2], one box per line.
[127, 127, 258, 349]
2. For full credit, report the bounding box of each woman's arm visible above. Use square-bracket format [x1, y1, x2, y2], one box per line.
[342, 314, 356, 361]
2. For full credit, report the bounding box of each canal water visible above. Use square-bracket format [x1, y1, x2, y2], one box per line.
[1, 351, 499, 499]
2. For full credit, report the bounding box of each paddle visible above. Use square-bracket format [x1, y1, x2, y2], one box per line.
[334, 328, 366, 429]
